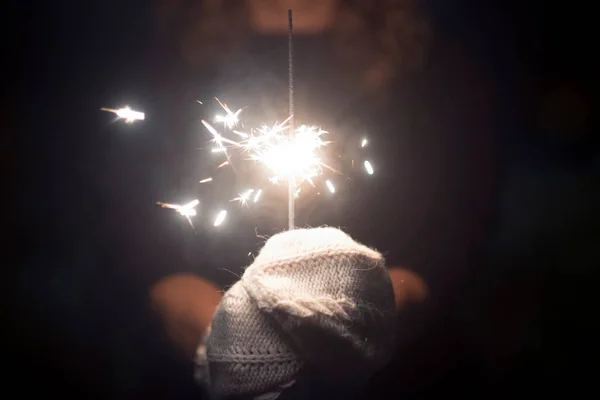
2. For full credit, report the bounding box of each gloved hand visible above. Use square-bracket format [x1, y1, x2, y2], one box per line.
[200, 227, 397, 399]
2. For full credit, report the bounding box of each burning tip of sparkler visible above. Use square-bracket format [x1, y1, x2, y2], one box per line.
[251, 124, 328, 186]
[101, 106, 145, 123]
[199, 177, 213, 183]
[364, 160, 374, 175]
[214, 210, 227, 227]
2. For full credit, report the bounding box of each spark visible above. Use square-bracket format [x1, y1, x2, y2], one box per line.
[231, 189, 255, 206]
[253, 189, 263, 203]
[199, 177, 213, 183]
[214, 97, 243, 129]
[101, 106, 145, 123]
[214, 210, 227, 227]
[202, 120, 239, 149]
[212, 148, 227, 153]
[217, 160, 230, 168]
[364, 160, 374, 175]
[361, 138, 368, 148]
[156, 199, 199, 228]
[157, 199, 199, 216]
[233, 130, 249, 138]
[325, 180, 335, 193]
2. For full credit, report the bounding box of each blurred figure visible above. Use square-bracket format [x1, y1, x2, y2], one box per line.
[150, 1, 497, 398]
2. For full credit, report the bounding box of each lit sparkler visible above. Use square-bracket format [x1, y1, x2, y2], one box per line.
[154, 10, 377, 233]
[101, 106, 145, 123]
[247, 124, 329, 186]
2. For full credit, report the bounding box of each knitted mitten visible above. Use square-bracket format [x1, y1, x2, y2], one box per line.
[201, 227, 396, 398]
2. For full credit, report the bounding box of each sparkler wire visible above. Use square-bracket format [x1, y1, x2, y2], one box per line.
[288, 9, 295, 230]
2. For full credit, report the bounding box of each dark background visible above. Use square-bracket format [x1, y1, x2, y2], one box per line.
[6, 0, 597, 398]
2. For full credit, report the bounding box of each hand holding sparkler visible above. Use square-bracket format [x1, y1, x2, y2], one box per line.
[198, 227, 397, 398]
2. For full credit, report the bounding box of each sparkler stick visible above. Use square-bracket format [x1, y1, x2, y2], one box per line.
[288, 9, 295, 230]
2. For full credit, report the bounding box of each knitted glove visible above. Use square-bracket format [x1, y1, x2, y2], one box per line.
[201, 227, 397, 398]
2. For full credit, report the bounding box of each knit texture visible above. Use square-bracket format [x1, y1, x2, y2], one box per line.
[204, 227, 396, 398]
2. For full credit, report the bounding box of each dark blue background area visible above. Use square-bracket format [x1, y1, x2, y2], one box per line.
[6, 0, 597, 398]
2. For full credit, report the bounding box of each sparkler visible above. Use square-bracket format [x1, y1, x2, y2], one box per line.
[188, 9, 374, 231]
[138, 11, 376, 232]
[101, 106, 145, 123]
